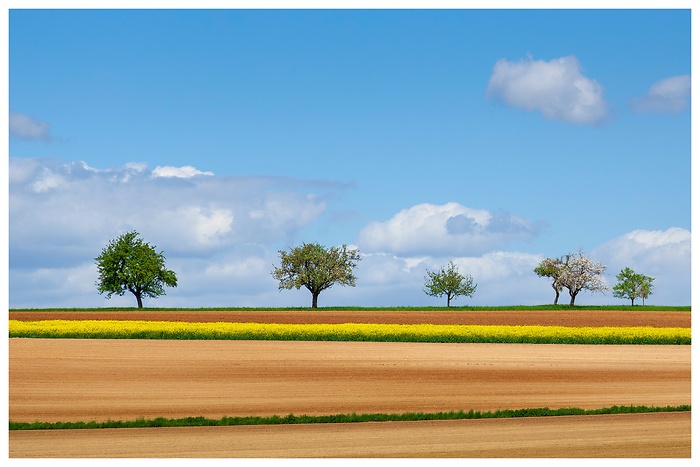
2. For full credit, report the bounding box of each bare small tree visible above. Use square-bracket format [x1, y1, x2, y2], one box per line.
[423, 261, 477, 307]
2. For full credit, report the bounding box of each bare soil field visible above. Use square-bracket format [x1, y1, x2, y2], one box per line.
[8, 310, 692, 458]
[10, 412, 691, 458]
[9, 338, 691, 457]
[10, 339, 691, 422]
[8, 309, 692, 327]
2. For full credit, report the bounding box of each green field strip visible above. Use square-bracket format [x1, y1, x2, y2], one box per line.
[8, 305, 691, 312]
[9, 405, 690, 431]
[9, 320, 691, 344]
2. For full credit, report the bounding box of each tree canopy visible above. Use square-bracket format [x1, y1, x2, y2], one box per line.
[557, 250, 609, 306]
[95, 231, 178, 308]
[271, 242, 361, 308]
[535, 250, 608, 307]
[423, 261, 477, 307]
[534, 257, 565, 305]
[612, 267, 655, 305]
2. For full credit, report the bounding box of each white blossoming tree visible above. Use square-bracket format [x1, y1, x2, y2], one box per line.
[557, 250, 609, 306]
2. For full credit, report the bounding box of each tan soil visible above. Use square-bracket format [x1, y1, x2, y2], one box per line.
[9, 412, 691, 458]
[9, 338, 691, 457]
[8, 310, 692, 458]
[8, 309, 692, 327]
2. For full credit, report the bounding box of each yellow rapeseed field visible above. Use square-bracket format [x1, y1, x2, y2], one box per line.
[8, 319, 691, 344]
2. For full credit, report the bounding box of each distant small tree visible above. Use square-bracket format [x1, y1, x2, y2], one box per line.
[613, 267, 654, 306]
[534, 257, 565, 305]
[95, 231, 178, 308]
[557, 250, 609, 307]
[639, 278, 654, 306]
[271, 242, 361, 308]
[423, 261, 477, 307]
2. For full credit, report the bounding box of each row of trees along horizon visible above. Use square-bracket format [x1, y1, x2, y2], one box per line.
[95, 231, 656, 309]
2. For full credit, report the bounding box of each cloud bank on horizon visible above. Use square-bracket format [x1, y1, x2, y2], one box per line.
[9, 157, 690, 308]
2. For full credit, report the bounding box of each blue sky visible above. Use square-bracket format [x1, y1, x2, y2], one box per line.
[6, 5, 693, 308]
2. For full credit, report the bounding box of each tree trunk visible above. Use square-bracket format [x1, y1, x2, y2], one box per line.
[568, 290, 577, 307]
[550, 281, 560, 305]
[631, 297, 635, 306]
[311, 292, 319, 308]
[447, 295, 451, 307]
[134, 293, 143, 309]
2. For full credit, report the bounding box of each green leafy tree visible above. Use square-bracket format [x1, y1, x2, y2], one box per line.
[423, 261, 477, 307]
[534, 257, 565, 305]
[612, 267, 655, 306]
[639, 280, 654, 306]
[95, 231, 178, 308]
[271, 242, 361, 308]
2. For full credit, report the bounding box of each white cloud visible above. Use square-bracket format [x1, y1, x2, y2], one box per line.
[345, 250, 545, 307]
[592, 227, 690, 275]
[8, 160, 690, 308]
[152, 206, 234, 248]
[10, 263, 99, 308]
[9, 111, 52, 142]
[351, 226, 690, 307]
[357, 202, 545, 256]
[153, 165, 214, 178]
[629, 75, 691, 114]
[486, 55, 608, 125]
[9, 157, 340, 272]
[592, 227, 690, 306]
[31, 167, 65, 192]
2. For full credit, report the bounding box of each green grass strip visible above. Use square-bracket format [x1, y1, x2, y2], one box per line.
[9, 305, 691, 312]
[9, 320, 691, 344]
[9, 405, 690, 431]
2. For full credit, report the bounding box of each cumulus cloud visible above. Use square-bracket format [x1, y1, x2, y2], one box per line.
[351, 226, 690, 307]
[9, 111, 52, 142]
[629, 75, 691, 114]
[357, 202, 545, 256]
[9, 157, 344, 272]
[592, 227, 690, 305]
[8, 159, 690, 308]
[9, 157, 358, 307]
[486, 55, 608, 125]
[10, 263, 99, 308]
[153, 165, 215, 178]
[341, 250, 545, 307]
[592, 227, 690, 275]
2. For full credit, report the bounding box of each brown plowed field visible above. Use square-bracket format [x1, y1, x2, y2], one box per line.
[10, 413, 691, 458]
[8, 310, 692, 458]
[8, 309, 692, 327]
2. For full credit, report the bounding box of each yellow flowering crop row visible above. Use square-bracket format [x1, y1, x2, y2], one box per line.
[8, 320, 691, 344]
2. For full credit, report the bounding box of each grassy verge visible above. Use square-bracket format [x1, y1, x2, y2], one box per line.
[8, 305, 691, 312]
[9, 320, 691, 344]
[10, 404, 690, 430]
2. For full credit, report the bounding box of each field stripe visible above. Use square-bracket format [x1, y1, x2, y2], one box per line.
[9, 404, 691, 430]
[9, 319, 691, 344]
